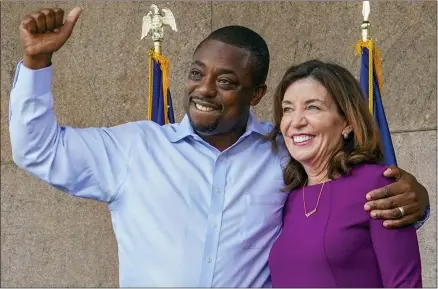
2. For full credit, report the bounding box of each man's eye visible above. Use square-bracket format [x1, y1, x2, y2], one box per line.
[217, 79, 236, 90]
[189, 70, 203, 80]
[218, 79, 232, 85]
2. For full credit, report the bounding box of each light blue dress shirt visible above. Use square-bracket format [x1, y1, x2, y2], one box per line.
[9, 62, 290, 287]
[9, 62, 429, 287]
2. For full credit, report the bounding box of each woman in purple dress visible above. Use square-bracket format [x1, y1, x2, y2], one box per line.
[267, 60, 422, 287]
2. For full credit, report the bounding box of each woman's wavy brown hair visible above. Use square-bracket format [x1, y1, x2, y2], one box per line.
[267, 59, 384, 192]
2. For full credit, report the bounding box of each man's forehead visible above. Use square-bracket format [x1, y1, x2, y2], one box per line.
[192, 39, 251, 67]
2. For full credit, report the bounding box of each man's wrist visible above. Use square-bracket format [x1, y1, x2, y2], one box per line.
[415, 205, 430, 230]
[22, 54, 52, 70]
[12, 59, 54, 95]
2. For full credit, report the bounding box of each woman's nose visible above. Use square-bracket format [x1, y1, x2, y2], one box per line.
[291, 111, 307, 128]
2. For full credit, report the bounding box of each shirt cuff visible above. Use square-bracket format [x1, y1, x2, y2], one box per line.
[12, 60, 53, 95]
[414, 205, 430, 230]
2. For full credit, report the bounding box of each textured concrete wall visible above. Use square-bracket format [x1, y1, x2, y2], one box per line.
[1, 1, 436, 287]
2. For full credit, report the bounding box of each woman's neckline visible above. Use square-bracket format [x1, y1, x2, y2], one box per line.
[304, 179, 334, 188]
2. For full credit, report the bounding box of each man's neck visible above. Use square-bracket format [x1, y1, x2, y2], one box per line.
[198, 112, 250, 152]
[200, 124, 247, 152]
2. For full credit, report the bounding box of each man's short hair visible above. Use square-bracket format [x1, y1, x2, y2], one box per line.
[197, 25, 270, 86]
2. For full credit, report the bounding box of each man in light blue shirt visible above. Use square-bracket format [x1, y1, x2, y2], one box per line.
[10, 7, 430, 287]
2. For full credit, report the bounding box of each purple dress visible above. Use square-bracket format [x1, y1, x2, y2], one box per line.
[268, 164, 422, 287]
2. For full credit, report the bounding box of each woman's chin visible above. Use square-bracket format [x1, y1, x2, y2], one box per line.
[290, 153, 316, 165]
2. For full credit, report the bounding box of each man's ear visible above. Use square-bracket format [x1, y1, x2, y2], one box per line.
[250, 84, 267, 106]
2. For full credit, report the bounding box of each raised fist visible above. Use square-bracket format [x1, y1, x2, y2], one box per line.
[19, 7, 82, 69]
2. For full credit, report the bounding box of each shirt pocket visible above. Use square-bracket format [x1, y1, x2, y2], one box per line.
[240, 189, 289, 249]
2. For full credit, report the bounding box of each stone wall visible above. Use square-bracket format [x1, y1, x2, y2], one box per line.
[1, 1, 436, 287]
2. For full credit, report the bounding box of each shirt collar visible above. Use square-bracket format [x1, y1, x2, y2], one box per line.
[167, 111, 271, 143]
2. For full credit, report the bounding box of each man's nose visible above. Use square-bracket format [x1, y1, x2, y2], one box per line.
[196, 77, 217, 97]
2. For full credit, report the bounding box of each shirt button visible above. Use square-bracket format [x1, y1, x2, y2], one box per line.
[207, 257, 212, 263]
[215, 188, 221, 194]
[212, 223, 217, 228]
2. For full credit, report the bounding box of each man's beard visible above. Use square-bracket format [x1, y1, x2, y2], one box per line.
[189, 116, 220, 136]
[188, 111, 249, 137]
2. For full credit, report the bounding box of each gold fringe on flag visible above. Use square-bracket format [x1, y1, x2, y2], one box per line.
[147, 50, 170, 124]
[355, 40, 383, 116]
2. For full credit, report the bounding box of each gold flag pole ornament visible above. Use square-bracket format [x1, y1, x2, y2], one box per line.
[141, 4, 177, 123]
[355, 1, 383, 115]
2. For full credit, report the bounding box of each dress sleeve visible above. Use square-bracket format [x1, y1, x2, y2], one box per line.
[370, 174, 422, 287]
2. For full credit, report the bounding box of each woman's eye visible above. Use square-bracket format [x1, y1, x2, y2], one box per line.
[308, 105, 320, 110]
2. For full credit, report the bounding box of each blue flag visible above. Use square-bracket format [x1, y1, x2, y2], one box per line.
[357, 42, 397, 166]
[148, 52, 175, 125]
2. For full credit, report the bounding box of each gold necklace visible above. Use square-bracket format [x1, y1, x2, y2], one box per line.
[302, 179, 326, 217]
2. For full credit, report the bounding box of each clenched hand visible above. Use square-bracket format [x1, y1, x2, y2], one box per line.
[20, 7, 82, 69]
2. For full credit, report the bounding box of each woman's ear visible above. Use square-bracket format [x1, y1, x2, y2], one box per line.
[342, 125, 353, 138]
[343, 125, 352, 134]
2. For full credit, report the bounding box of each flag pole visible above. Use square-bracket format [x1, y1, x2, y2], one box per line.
[359, 1, 374, 115]
[361, 1, 370, 42]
